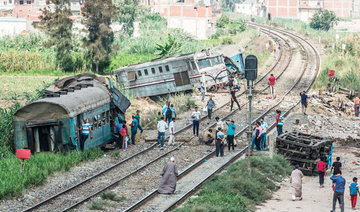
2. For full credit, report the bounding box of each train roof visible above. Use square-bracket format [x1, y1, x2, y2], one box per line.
[114, 53, 194, 72]
[14, 77, 112, 121]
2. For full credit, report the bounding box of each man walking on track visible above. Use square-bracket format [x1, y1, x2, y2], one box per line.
[254, 121, 262, 151]
[158, 157, 178, 194]
[290, 164, 304, 201]
[354, 96, 360, 117]
[230, 87, 241, 112]
[168, 118, 175, 146]
[225, 120, 236, 152]
[316, 158, 327, 188]
[215, 127, 225, 157]
[268, 74, 276, 98]
[130, 115, 138, 145]
[300, 91, 309, 115]
[192, 106, 201, 137]
[157, 117, 168, 149]
[330, 172, 346, 212]
[135, 110, 143, 141]
[206, 97, 215, 120]
[200, 82, 206, 102]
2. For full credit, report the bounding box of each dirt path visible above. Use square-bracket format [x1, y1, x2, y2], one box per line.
[257, 146, 360, 212]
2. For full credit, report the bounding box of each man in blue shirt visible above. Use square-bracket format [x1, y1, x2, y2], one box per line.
[330, 173, 346, 212]
[130, 115, 138, 145]
[79, 118, 92, 150]
[225, 120, 236, 152]
[260, 117, 268, 150]
[300, 91, 309, 115]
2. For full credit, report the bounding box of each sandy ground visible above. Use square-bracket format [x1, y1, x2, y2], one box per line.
[258, 136, 360, 212]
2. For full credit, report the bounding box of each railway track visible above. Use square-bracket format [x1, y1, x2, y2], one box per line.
[21, 23, 319, 212]
[123, 23, 321, 212]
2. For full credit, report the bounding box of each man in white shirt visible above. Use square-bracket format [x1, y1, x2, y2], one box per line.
[192, 106, 201, 137]
[157, 117, 168, 149]
[168, 118, 176, 146]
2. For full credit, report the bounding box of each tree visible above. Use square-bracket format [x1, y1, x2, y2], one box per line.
[38, 0, 73, 72]
[114, 0, 139, 36]
[155, 34, 181, 58]
[310, 9, 338, 31]
[216, 14, 230, 28]
[82, 0, 115, 73]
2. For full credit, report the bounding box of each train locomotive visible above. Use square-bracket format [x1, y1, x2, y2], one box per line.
[13, 73, 130, 153]
[114, 46, 244, 97]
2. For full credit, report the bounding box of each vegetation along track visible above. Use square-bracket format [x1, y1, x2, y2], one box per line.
[123, 24, 321, 212]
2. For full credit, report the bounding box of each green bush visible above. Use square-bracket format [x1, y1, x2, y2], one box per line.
[175, 154, 291, 212]
[0, 148, 103, 199]
[216, 14, 230, 28]
[0, 103, 20, 159]
[221, 37, 234, 45]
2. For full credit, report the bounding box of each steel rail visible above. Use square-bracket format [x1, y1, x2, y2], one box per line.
[125, 23, 321, 212]
[61, 143, 185, 212]
[22, 143, 157, 212]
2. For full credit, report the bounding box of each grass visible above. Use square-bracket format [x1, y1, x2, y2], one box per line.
[89, 200, 113, 211]
[100, 191, 126, 202]
[174, 153, 292, 212]
[0, 148, 103, 199]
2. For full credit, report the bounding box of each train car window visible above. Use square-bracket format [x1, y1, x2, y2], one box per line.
[144, 69, 148, 75]
[92, 117, 97, 130]
[158, 66, 163, 73]
[165, 65, 170, 72]
[106, 111, 110, 123]
[137, 70, 142, 77]
[210, 57, 221, 66]
[174, 71, 190, 86]
[128, 71, 136, 81]
[197, 59, 211, 69]
[151, 68, 155, 74]
[191, 61, 197, 70]
[101, 112, 106, 126]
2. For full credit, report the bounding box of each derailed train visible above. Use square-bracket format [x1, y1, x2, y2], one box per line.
[13, 73, 130, 153]
[114, 46, 245, 97]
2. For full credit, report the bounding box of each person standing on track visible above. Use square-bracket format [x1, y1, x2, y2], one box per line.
[170, 104, 176, 123]
[168, 118, 175, 146]
[200, 82, 206, 102]
[230, 87, 241, 112]
[157, 117, 168, 149]
[192, 106, 201, 137]
[135, 110, 143, 141]
[300, 91, 309, 115]
[216, 127, 225, 157]
[130, 115, 138, 145]
[225, 120, 236, 152]
[113, 122, 123, 150]
[268, 74, 276, 98]
[254, 121, 262, 151]
[290, 164, 304, 201]
[120, 120, 128, 151]
[79, 117, 93, 150]
[349, 177, 360, 210]
[354, 96, 360, 117]
[276, 110, 284, 136]
[162, 101, 169, 119]
[158, 157, 179, 194]
[206, 97, 215, 120]
[260, 117, 268, 150]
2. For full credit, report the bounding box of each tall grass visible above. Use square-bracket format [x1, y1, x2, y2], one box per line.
[0, 103, 20, 159]
[0, 148, 103, 199]
[175, 153, 292, 212]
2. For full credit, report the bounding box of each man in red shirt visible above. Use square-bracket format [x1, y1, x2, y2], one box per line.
[268, 74, 276, 98]
[317, 158, 327, 188]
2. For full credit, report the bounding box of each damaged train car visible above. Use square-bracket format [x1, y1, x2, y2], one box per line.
[114, 46, 244, 97]
[13, 73, 130, 153]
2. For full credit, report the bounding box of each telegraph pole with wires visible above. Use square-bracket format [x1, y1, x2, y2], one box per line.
[244, 55, 258, 174]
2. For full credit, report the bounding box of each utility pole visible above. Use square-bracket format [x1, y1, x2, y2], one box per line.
[245, 55, 258, 174]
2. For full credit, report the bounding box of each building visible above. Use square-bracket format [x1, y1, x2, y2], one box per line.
[235, 0, 266, 17]
[262, 0, 360, 21]
[141, 0, 215, 40]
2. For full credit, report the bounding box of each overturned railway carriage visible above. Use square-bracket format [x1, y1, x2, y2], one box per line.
[114, 48, 244, 97]
[14, 74, 130, 153]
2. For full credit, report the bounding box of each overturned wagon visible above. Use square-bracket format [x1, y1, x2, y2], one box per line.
[14, 73, 130, 153]
[276, 132, 333, 175]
